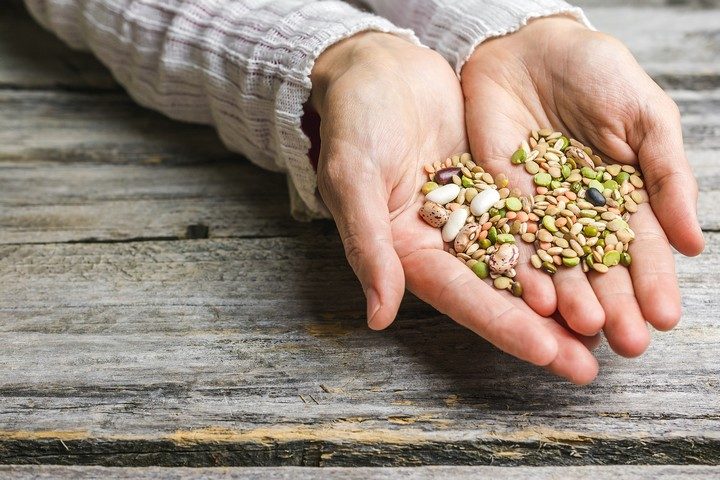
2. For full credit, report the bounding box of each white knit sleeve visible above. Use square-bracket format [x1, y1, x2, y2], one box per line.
[361, 0, 592, 75]
[23, 0, 419, 219]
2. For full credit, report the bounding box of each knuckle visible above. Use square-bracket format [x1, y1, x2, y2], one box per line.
[658, 95, 681, 121]
[317, 156, 352, 204]
[644, 93, 680, 124]
[646, 170, 693, 202]
[587, 31, 632, 58]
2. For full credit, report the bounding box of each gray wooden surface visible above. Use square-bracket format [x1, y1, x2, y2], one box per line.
[0, 0, 718, 473]
[2, 465, 720, 479]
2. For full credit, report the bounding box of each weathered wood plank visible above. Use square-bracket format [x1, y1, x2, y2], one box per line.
[0, 232, 717, 466]
[0, 91, 234, 165]
[0, 161, 306, 242]
[1, 0, 718, 470]
[2, 465, 720, 480]
[0, 88, 717, 244]
[587, 6, 720, 90]
[0, 87, 710, 165]
[0, 3, 117, 90]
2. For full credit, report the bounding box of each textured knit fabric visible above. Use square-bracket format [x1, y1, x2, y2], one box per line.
[23, 0, 419, 219]
[24, 0, 589, 219]
[362, 0, 592, 75]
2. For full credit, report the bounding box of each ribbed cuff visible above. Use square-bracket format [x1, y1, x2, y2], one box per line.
[274, 1, 421, 220]
[417, 0, 593, 77]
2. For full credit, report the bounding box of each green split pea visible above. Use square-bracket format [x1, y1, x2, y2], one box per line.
[534, 172, 552, 187]
[472, 261, 489, 279]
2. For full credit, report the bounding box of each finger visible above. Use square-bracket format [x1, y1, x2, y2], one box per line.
[318, 160, 405, 330]
[542, 315, 600, 385]
[553, 266, 605, 336]
[628, 203, 682, 331]
[552, 313, 603, 351]
[402, 248, 559, 366]
[515, 242, 557, 317]
[633, 97, 704, 256]
[589, 265, 651, 358]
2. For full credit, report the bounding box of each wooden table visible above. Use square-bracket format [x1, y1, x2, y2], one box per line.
[0, 1, 718, 477]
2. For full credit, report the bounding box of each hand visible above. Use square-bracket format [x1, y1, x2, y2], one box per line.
[311, 32, 599, 383]
[461, 17, 704, 357]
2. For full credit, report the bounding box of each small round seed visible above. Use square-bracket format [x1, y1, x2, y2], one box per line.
[534, 172, 552, 187]
[422, 182, 439, 194]
[592, 263, 609, 274]
[606, 164, 622, 177]
[494, 276, 512, 290]
[495, 173, 509, 188]
[542, 216, 558, 233]
[585, 188, 606, 207]
[538, 250, 553, 263]
[541, 261, 557, 275]
[562, 257, 580, 267]
[538, 128, 553, 137]
[472, 261, 490, 279]
[620, 252, 632, 267]
[603, 250, 621, 267]
[554, 238, 569, 248]
[505, 197, 522, 212]
[607, 218, 627, 232]
[530, 255, 542, 269]
[624, 198, 638, 213]
[497, 233, 516, 244]
[434, 167, 462, 185]
[537, 229, 554, 243]
[630, 190, 646, 204]
[525, 160, 540, 175]
[511, 149, 527, 164]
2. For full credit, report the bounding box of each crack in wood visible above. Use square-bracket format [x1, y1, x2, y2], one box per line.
[0, 437, 717, 467]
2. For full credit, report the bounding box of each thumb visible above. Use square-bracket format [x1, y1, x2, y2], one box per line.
[318, 159, 406, 330]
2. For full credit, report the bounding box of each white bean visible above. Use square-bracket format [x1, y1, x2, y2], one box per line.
[442, 208, 468, 243]
[425, 184, 460, 205]
[470, 188, 500, 216]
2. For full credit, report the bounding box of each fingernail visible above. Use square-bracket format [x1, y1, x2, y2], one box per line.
[366, 288, 381, 327]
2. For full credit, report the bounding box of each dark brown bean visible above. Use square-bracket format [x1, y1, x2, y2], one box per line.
[434, 167, 462, 185]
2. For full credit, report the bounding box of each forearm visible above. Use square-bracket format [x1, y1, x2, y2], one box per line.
[362, 0, 591, 74]
[23, 0, 418, 218]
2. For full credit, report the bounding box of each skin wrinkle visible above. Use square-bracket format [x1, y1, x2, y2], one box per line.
[543, 31, 640, 157]
[646, 171, 695, 204]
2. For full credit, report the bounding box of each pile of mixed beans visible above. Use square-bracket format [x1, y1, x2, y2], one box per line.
[419, 129, 648, 297]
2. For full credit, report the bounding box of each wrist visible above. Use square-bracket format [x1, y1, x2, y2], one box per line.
[462, 15, 587, 78]
[310, 31, 415, 114]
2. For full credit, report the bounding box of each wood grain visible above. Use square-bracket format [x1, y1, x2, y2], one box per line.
[0, 0, 718, 470]
[0, 3, 117, 90]
[0, 160, 305, 243]
[2, 465, 720, 479]
[0, 88, 718, 244]
[0, 233, 717, 466]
